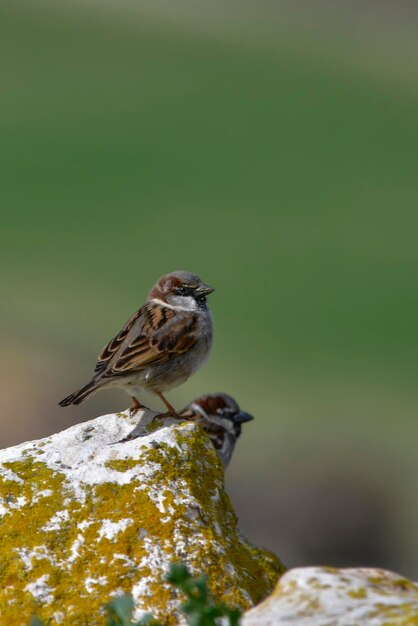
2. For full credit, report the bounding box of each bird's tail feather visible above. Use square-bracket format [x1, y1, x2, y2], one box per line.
[59, 379, 101, 407]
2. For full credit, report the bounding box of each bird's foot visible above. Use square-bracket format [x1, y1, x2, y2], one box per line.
[155, 391, 180, 420]
[152, 410, 181, 422]
[129, 396, 145, 418]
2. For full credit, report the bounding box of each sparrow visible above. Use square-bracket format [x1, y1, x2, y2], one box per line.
[59, 271, 214, 416]
[180, 393, 254, 468]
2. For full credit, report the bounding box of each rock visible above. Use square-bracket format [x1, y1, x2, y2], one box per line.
[0, 410, 284, 625]
[242, 566, 418, 626]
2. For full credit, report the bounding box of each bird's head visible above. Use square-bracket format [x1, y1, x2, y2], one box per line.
[149, 271, 214, 310]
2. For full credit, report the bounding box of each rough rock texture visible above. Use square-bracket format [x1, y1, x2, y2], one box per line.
[242, 566, 418, 626]
[0, 410, 283, 625]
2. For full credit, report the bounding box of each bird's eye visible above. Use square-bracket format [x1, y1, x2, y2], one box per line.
[177, 286, 190, 296]
[216, 408, 225, 416]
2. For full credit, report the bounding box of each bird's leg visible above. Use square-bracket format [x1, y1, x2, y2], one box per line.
[129, 396, 145, 417]
[154, 392, 181, 420]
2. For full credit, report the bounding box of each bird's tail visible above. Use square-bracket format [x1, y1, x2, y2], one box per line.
[59, 378, 102, 407]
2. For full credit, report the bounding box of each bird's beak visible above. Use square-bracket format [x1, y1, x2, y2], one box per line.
[196, 283, 215, 297]
[235, 411, 254, 424]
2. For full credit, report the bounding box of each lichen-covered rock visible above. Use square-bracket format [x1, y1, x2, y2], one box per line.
[0, 410, 284, 625]
[242, 566, 418, 626]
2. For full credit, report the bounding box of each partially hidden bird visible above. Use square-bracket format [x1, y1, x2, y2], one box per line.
[59, 271, 214, 416]
[180, 393, 254, 468]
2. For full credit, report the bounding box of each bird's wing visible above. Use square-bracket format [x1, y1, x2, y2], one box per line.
[94, 308, 142, 373]
[95, 302, 199, 378]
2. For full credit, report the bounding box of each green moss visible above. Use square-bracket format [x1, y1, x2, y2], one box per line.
[105, 459, 143, 471]
[348, 588, 367, 599]
[168, 426, 284, 608]
[146, 420, 163, 433]
[369, 604, 418, 625]
[0, 423, 283, 625]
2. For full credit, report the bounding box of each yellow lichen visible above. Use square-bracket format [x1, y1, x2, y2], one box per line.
[0, 423, 283, 625]
[348, 588, 367, 599]
[105, 459, 143, 471]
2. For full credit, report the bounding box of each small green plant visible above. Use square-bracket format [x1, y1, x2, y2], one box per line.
[30, 563, 241, 626]
[167, 563, 241, 626]
[105, 593, 157, 626]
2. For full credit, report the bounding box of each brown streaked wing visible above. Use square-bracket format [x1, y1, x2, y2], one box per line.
[102, 302, 199, 376]
[94, 308, 142, 373]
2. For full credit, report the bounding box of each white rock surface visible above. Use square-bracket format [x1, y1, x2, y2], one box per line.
[2, 409, 416, 626]
[242, 566, 418, 626]
[0, 409, 281, 625]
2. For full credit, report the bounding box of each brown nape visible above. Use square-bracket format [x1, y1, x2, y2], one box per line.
[148, 271, 201, 300]
[196, 393, 239, 416]
[148, 283, 164, 301]
[149, 276, 182, 300]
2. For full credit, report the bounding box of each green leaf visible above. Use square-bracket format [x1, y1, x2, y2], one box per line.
[166, 563, 190, 585]
[105, 593, 135, 626]
[165, 562, 242, 626]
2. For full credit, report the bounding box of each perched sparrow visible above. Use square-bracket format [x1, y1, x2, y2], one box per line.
[180, 393, 254, 468]
[59, 271, 214, 416]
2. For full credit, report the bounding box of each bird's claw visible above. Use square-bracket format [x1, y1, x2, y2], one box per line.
[152, 410, 181, 422]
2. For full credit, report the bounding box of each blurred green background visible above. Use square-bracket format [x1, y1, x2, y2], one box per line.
[1, 1, 417, 577]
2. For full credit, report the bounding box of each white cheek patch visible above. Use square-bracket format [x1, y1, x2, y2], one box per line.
[220, 418, 236, 435]
[149, 297, 198, 312]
